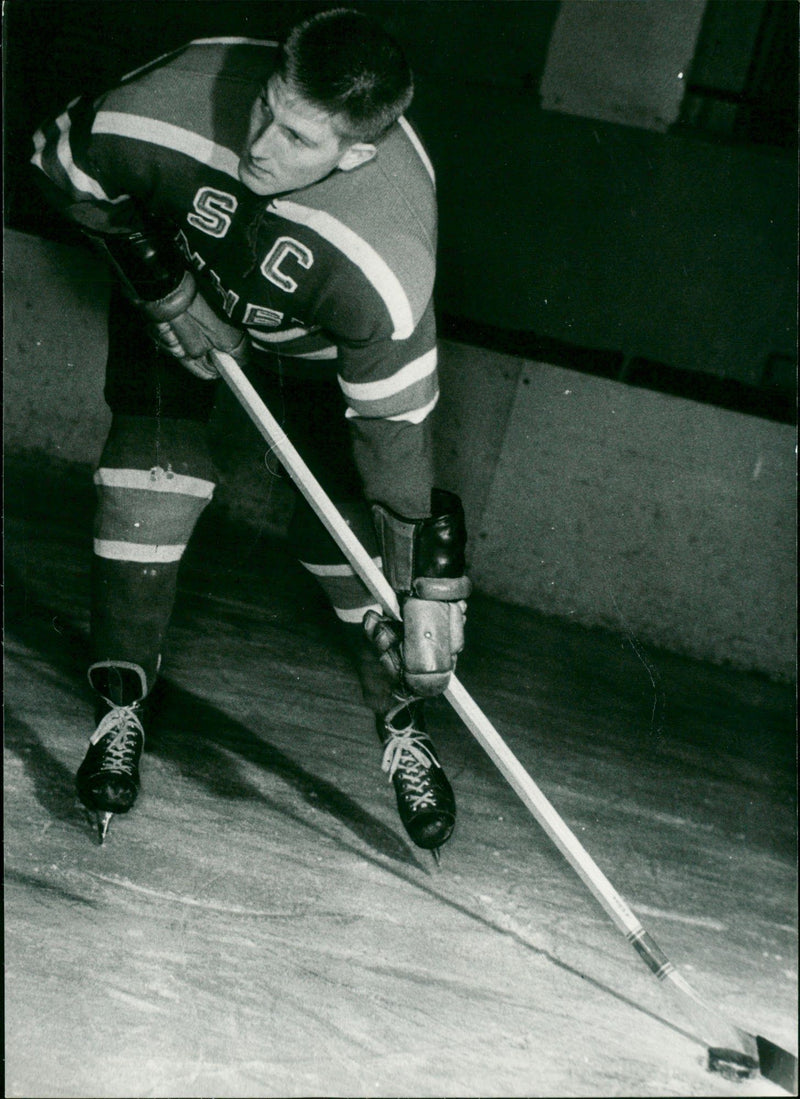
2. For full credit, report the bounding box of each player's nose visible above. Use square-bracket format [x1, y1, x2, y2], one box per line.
[249, 123, 277, 159]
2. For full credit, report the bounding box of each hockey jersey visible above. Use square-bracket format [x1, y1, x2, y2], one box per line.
[31, 37, 439, 515]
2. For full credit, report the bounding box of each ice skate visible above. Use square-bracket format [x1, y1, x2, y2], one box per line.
[95, 811, 114, 845]
[378, 698, 455, 855]
[76, 663, 148, 843]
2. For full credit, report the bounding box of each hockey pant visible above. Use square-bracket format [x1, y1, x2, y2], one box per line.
[92, 314, 395, 710]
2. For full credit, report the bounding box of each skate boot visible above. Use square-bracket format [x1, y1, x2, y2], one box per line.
[77, 662, 148, 843]
[378, 698, 455, 856]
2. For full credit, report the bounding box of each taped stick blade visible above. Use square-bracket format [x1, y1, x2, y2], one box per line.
[666, 971, 797, 1092]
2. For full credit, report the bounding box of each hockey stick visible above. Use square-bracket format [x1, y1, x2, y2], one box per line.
[213, 350, 797, 1093]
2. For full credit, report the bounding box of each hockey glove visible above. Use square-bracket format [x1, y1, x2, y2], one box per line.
[145, 269, 248, 380]
[365, 489, 471, 697]
[83, 224, 247, 380]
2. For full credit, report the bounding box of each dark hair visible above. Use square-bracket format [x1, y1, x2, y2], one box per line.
[276, 8, 413, 143]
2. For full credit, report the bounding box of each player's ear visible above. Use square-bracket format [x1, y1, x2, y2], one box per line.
[337, 143, 376, 172]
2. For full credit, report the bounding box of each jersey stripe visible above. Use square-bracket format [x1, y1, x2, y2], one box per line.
[299, 561, 383, 622]
[338, 348, 436, 403]
[398, 116, 436, 186]
[345, 388, 439, 424]
[386, 391, 439, 424]
[290, 347, 338, 360]
[269, 198, 415, 340]
[93, 111, 241, 178]
[31, 126, 70, 190]
[189, 36, 278, 47]
[94, 539, 186, 562]
[248, 329, 339, 358]
[32, 104, 126, 203]
[94, 467, 215, 497]
[250, 326, 315, 344]
[300, 559, 382, 578]
[251, 344, 338, 362]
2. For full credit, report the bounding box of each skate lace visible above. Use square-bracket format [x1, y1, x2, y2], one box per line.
[88, 702, 145, 773]
[381, 704, 440, 812]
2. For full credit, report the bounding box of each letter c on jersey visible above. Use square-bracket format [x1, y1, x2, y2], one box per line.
[260, 236, 314, 293]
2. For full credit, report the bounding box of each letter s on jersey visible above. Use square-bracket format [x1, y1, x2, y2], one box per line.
[261, 236, 314, 293]
[187, 188, 238, 238]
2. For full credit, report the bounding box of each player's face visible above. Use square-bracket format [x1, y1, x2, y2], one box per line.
[240, 75, 364, 195]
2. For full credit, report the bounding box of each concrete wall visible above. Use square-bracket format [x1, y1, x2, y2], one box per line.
[445, 360, 796, 678]
[4, 229, 796, 680]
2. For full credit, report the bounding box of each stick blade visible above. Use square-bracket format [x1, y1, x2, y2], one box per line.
[756, 1034, 798, 1095]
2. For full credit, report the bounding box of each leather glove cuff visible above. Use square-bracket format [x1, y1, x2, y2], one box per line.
[371, 488, 471, 597]
[82, 223, 187, 305]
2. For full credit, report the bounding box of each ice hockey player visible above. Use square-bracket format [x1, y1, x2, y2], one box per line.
[31, 8, 471, 854]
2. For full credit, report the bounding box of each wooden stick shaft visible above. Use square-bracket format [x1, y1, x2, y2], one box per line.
[217, 352, 400, 618]
[214, 352, 797, 1086]
[213, 352, 649, 939]
[212, 352, 762, 1062]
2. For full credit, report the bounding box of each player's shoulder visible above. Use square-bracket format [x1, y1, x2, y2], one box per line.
[390, 116, 437, 195]
[281, 116, 438, 325]
[100, 37, 275, 122]
[118, 37, 278, 87]
[95, 37, 274, 151]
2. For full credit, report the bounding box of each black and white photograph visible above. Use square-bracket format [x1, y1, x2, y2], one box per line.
[3, 1, 797, 1095]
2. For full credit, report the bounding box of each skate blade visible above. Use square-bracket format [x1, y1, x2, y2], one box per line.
[96, 811, 113, 845]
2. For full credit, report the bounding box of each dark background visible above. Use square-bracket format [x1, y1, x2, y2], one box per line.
[4, 0, 797, 421]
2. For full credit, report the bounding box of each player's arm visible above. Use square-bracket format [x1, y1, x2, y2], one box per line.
[75, 211, 247, 380]
[30, 85, 245, 379]
[336, 303, 472, 696]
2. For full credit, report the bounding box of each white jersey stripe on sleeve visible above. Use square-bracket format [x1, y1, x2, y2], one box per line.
[345, 390, 439, 425]
[291, 347, 339, 360]
[249, 326, 314, 344]
[249, 332, 339, 359]
[58, 106, 127, 201]
[93, 111, 241, 179]
[32, 103, 127, 203]
[30, 128, 47, 170]
[120, 47, 186, 84]
[398, 116, 436, 186]
[269, 198, 415, 340]
[338, 348, 437, 403]
[30, 128, 55, 180]
[56, 112, 112, 199]
[385, 391, 440, 423]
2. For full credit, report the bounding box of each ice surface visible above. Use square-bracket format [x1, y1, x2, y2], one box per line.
[4, 475, 797, 1098]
